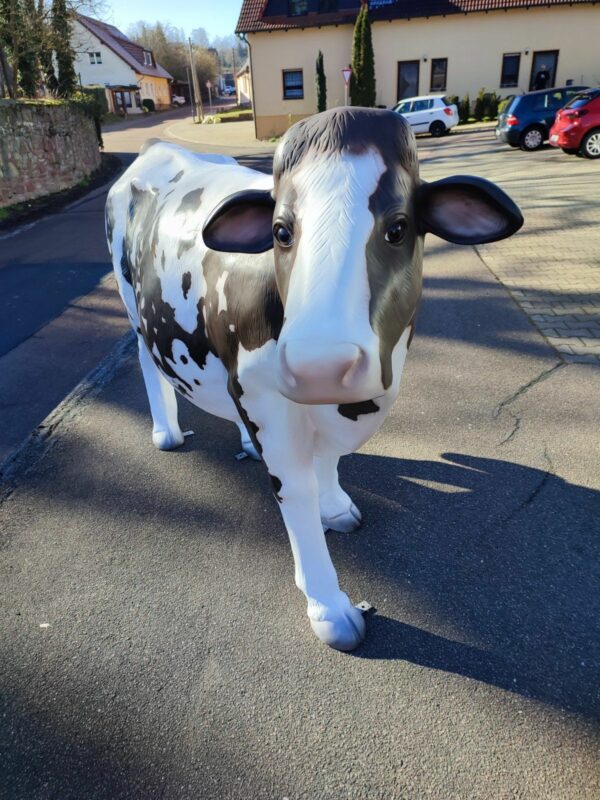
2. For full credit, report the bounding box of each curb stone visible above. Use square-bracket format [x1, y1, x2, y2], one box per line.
[0, 330, 136, 504]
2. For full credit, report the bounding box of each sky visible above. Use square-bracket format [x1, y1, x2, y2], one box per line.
[103, 0, 243, 40]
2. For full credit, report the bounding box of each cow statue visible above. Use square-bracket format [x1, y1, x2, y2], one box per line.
[106, 108, 523, 651]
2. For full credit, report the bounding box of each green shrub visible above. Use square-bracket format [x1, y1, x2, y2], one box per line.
[447, 95, 459, 108]
[498, 96, 512, 115]
[473, 88, 486, 121]
[458, 93, 470, 124]
[70, 90, 105, 148]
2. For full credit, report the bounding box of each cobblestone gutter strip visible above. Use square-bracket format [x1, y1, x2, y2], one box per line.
[475, 245, 600, 366]
[0, 330, 136, 504]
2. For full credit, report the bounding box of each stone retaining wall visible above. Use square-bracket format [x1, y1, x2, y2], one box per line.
[0, 101, 101, 207]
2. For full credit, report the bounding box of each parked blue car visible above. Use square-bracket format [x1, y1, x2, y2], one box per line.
[496, 85, 588, 151]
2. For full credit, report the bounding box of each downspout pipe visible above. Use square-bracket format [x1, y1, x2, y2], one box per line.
[238, 32, 259, 142]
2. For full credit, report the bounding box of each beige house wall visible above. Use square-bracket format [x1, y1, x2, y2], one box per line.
[248, 4, 600, 139]
[137, 74, 172, 109]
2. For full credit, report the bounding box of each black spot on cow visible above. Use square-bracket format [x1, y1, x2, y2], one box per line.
[161, 251, 166, 271]
[136, 326, 142, 334]
[180, 354, 188, 364]
[194, 378, 201, 385]
[182, 271, 192, 299]
[105, 199, 116, 246]
[120, 238, 132, 285]
[269, 474, 283, 503]
[170, 170, 184, 183]
[176, 188, 204, 215]
[338, 400, 380, 421]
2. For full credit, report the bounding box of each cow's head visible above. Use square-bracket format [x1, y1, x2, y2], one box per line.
[203, 108, 523, 404]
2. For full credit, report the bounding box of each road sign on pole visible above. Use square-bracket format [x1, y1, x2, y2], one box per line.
[342, 67, 352, 106]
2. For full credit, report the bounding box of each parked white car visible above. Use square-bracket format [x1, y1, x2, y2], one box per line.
[172, 95, 186, 107]
[391, 95, 459, 136]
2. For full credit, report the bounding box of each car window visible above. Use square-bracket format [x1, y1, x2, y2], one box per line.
[509, 95, 530, 113]
[548, 92, 564, 108]
[395, 101, 413, 114]
[564, 93, 591, 109]
[413, 99, 432, 111]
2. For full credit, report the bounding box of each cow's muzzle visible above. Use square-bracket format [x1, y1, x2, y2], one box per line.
[277, 340, 371, 404]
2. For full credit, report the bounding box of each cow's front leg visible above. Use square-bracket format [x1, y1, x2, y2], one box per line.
[314, 454, 362, 533]
[137, 336, 184, 451]
[248, 400, 365, 650]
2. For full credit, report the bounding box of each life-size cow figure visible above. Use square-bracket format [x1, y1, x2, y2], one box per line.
[106, 108, 523, 651]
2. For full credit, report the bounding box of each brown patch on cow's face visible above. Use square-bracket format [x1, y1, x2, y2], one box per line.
[271, 183, 300, 305]
[366, 163, 423, 389]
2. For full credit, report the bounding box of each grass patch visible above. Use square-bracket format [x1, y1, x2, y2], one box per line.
[202, 107, 254, 124]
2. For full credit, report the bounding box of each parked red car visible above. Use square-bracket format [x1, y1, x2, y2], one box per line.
[549, 89, 600, 158]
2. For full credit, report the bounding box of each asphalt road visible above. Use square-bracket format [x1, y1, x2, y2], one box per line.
[1, 114, 599, 798]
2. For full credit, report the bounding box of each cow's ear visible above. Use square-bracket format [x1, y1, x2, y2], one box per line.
[202, 189, 275, 253]
[417, 176, 523, 245]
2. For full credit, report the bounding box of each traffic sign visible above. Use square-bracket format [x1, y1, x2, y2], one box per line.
[341, 68, 352, 85]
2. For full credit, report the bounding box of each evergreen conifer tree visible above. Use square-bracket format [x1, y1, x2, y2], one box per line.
[18, 0, 40, 97]
[315, 50, 326, 113]
[52, 0, 76, 97]
[349, 2, 376, 107]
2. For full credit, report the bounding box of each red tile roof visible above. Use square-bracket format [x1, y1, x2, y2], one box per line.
[77, 14, 173, 80]
[236, 0, 596, 33]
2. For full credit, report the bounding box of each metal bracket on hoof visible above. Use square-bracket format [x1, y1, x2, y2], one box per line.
[235, 451, 249, 461]
[355, 600, 376, 615]
[183, 430, 194, 438]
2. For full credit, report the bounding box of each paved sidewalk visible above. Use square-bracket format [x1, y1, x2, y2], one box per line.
[421, 135, 600, 365]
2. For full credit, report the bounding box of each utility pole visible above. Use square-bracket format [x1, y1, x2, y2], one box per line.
[186, 65, 194, 119]
[188, 37, 203, 123]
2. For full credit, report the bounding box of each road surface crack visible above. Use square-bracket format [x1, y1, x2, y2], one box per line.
[494, 362, 565, 446]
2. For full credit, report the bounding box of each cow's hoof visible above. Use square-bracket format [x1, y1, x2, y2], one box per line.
[152, 429, 185, 451]
[322, 502, 362, 533]
[310, 604, 366, 651]
[237, 424, 261, 461]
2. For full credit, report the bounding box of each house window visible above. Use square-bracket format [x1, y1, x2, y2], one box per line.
[318, 0, 338, 11]
[430, 58, 447, 92]
[143, 50, 153, 67]
[88, 51, 102, 64]
[283, 69, 303, 100]
[500, 53, 520, 87]
[288, 0, 308, 16]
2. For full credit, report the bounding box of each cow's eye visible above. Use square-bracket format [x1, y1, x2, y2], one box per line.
[274, 223, 293, 248]
[385, 220, 407, 245]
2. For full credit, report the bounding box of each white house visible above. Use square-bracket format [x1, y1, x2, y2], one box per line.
[72, 14, 173, 114]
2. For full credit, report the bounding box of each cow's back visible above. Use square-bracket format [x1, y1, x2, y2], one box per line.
[106, 141, 281, 410]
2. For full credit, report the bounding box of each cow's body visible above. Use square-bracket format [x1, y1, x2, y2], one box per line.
[107, 109, 522, 650]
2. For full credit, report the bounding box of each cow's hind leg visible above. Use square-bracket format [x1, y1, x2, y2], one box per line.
[137, 335, 185, 451]
[314, 454, 362, 533]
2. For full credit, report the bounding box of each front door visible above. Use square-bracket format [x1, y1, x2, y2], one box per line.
[529, 51, 559, 91]
[397, 60, 420, 101]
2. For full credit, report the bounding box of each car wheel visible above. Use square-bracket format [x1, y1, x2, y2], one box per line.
[560, 147, 578, 155]
[520, 126, 545, 151]
[429, 120, 446, 137]
[581, 129, 600, 159]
